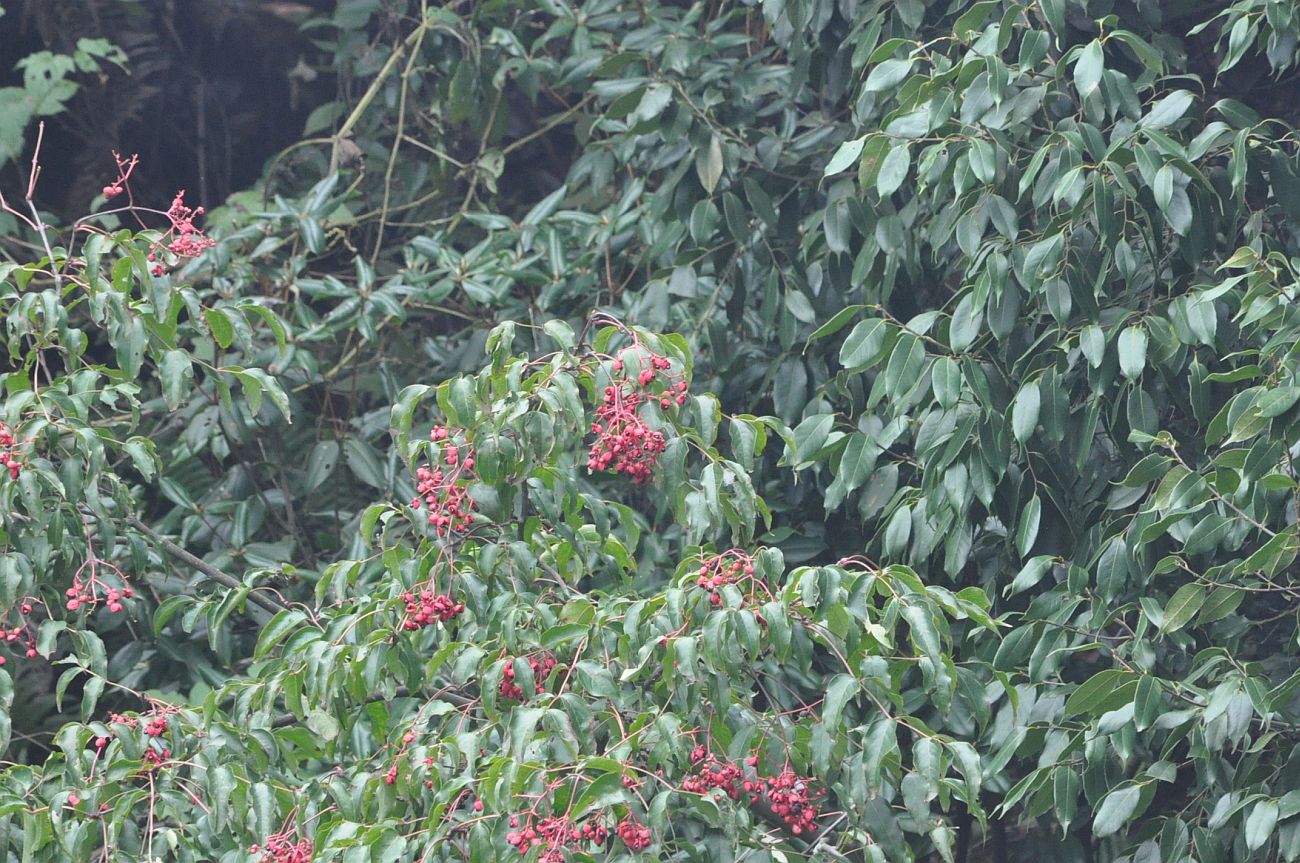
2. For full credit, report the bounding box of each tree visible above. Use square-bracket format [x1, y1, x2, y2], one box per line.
[4, 0, 1300, 861]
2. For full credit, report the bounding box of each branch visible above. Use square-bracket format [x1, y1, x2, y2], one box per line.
[127, 516, 287, 614]
[0, 123, 64, 294]
[270, 684, 474, 728]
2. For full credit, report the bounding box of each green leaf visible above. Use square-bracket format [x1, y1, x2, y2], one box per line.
[1256, 387, 1300, 418]
[784, 290, 816, 323]
[1134, 676, 1161, 731]
[825, 136, 866, 176]
[205, 308, 235, 349]
[1016, 494, 1041, 557]
[1198, 587, 1245, 623]
[254, 610, 308, 661]
[902, 603, 941, 659]
[1121, 454, 1171, 487]
[307, 709, 339, 741]
[822, 673, 856, 731]
[1141, 90, 1195, 130]
[806, 305, 866, 346]
[931, 356, 961, 409]
[877, 143, 911, 197]
[1247, 800, 1280, 851]
[122, 437, 158, 482]
[159, 350, 192, 411]
[571, 771, 626, 818]
[1093, 784, 1141, 837]
[695, 134, 723, 194]
[838, 433, 880, 493]
[949, 293, 983, 351]
[790, 413, 835, 464]
[840, 318, 889, 369]
[1080, 324, 1105, 368]
[344, 438, 387, 489]
[1160, 583, 1205, 634]
[510, 707, 546, 761]
[1066, 669, 1136, 717]
[864, 58, 914, 93]
[1055, 767, 1080, 835]
[1012, 381, 1041, 444]
[1008, 555, 1054, 596]
[304, 440, 340, 491]
[1074, 40, 1104, 99]
[1118, 325, 1148, 381]
[883, 335, 925, 402]
[634, 83, 672, 122]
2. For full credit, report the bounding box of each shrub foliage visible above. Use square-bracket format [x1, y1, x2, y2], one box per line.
[4, 0, 1300, 861]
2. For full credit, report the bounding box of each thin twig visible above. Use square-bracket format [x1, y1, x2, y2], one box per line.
[24, 123, 61, 294]
[127, 516, 287, 614]
[269, 684, 473, 728]
[0, 122, 63, 292]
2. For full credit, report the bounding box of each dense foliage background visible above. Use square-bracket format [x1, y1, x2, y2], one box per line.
[3, 0, 1300, 860]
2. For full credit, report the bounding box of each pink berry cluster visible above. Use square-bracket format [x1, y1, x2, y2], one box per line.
[147, 191, 215, 275]
[0, 599, 39, 666]
[383, 728, 425, 785]
[142, 746, 171, 766]
[64, 575, 133, 613]
[758, 767, 823, 836]
[100, 153, 214, 275]
[506, 814, 607, 862]
[143, 714, 169, 738]
[693, 549, 768, 607]
[683, 745, 745, 800]
[101, 151, 137, 201]
[0, 422, 20, 480]
[683, 745, 822, 836]
[586, 350, 686, 485]
[106, 708, 174, 768]
[411, 426, 477, 536]
[499, 654, 557, 701]
[143, 712, 173, 765]
[401, 590, 464, 629]
[615, 816, 652, 850]
[251, 831, 312, 863]
[159, 191, 216, 258]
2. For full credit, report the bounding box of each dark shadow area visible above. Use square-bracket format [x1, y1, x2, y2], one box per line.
[0, 0, 331, 218]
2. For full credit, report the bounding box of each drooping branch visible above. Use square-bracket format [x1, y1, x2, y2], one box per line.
[127, 516, 287, 615]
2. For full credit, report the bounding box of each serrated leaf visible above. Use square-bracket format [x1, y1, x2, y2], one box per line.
[205, 308, 235, 349]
